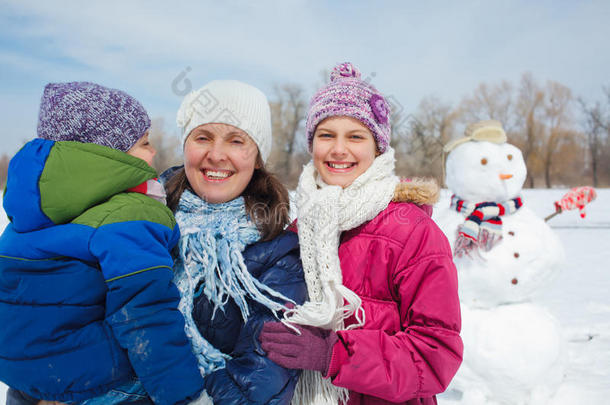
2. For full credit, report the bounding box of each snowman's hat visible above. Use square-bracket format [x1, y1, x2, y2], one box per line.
[441, 120, 508, 187]
[443, 120, 507, 154]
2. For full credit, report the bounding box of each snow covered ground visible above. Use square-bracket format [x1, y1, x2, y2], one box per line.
[0, 189, 608, 403]
[437, 188, 610, 404]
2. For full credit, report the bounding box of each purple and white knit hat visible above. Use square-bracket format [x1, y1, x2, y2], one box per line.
[305, 62, 391, 152]
[37, 82, 151, 152]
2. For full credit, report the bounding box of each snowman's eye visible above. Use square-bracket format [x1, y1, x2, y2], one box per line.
[507, 154, 513, 161]
[481, 158, 488, 165]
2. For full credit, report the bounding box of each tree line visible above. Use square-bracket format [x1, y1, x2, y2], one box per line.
[1, 72, 609, 189]
[267, 72, 610, 189]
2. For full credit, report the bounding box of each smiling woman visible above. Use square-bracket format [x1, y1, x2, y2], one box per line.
[184, 123, 259, 204]
[161, 79, 307, 404]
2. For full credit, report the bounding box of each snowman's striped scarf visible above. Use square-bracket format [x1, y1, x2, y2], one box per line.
[451, 195, 523, 257]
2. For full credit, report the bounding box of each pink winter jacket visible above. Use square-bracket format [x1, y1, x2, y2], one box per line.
[325, 180, 463, 405]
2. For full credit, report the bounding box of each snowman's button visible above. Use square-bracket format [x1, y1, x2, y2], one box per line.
[508, 231, 515, 236]
[511, 278, 518, 285]
[513, 252, 520, 258]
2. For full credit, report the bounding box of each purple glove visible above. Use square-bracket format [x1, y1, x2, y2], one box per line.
[259, 322, 339, 374]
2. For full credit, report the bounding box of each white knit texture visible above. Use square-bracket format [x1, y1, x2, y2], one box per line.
[286, 147, 400, 405]
[176, 80, 272, 162]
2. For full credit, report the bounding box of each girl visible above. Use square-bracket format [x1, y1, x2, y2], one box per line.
[163, 80, 307, 404]
[259, 63, 463, 405]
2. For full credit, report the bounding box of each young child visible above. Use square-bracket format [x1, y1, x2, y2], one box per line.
[163, 79, 307, 404]
[259, 63, 463, 404]
[0, 82, 208, 405]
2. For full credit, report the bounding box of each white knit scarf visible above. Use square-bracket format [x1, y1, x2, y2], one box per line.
[285, 147, 400, 405]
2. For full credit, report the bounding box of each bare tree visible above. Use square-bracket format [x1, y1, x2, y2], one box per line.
[402, 96, 458, 181]
[262, 73, 603, 189]
[580, 87, 610, 187]
[457, 74, 577, 188]
[0, 153, 9, 188]
[456, 79, 548, 186]
[148, 118, 182, 174]
[540, 81, 574, 188]
[514, 72, 545, 187]
[552, 131, 587, 186]
[458, 80, 515, 132]
[268, 83, 309, 187]
[601, 88, 610, 185]
[389, 108, 411, 174]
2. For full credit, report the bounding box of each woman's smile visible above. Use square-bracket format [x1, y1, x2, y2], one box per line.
[202, 168, 234, 181]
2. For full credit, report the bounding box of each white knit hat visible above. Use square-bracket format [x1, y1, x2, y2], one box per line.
[176, 80, 272, 162]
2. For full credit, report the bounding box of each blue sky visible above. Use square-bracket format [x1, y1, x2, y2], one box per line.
[1, 0, 609, 154]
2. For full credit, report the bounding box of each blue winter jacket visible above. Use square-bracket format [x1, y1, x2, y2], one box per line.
[192, 229, 308, 404]
[0, 140, 204, 404]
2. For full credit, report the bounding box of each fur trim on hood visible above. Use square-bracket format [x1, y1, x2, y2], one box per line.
[392, 178, 440, 205]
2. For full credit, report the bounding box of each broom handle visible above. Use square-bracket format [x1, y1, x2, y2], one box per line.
[544, 207, 562, 222]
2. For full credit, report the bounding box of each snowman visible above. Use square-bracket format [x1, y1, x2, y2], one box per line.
[434, 120, 566, 405]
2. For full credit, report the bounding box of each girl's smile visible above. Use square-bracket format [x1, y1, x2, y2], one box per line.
[312, 116, 378, 188]
[325, 161, 357, 172]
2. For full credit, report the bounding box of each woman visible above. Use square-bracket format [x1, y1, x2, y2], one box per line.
[259, 63, 463, 404]
[163, 79, 307, 404]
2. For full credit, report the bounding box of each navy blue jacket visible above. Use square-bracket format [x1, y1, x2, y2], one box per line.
[193, 230, 307, 404]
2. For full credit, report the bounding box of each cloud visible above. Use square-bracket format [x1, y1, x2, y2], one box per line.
[1, 0, 609, 153]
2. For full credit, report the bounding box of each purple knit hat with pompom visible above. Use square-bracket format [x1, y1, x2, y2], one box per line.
[37, 82, 150, 152]
[305, 62, 391, 152]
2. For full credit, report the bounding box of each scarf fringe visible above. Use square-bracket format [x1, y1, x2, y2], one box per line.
[174, 192, 292, 374]
[177, 192, 292, 322]
[283, 282, 365, 332]
[454, 229, 504, 259]
[291, 370, 349, 405]
[176, 233, 228, 374]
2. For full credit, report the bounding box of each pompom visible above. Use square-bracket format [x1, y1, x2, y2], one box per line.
[330, 62, 361, 82]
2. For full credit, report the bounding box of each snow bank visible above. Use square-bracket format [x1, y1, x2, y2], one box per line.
[437, 188, 610, 404]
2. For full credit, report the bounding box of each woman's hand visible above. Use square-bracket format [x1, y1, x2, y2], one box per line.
[259, 322, 338, 374]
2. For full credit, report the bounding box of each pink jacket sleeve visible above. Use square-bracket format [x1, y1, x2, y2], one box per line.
[327, 222, 463, 402]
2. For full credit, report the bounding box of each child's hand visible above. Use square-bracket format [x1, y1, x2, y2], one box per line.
[38, 401, 67, 405]
[259, 322, 338, 374]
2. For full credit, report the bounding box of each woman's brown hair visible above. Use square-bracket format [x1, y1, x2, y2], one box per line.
[165, 155, 290, 242]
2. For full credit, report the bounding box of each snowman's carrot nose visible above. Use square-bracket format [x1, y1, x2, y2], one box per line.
[499, 173, 513, 180]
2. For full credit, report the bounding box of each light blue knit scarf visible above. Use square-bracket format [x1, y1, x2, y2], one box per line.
[173, 189, 291, 374]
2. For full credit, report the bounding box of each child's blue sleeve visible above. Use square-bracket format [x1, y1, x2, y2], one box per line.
[90, 218, 205, 405]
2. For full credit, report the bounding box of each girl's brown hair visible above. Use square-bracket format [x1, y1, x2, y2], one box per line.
[165, 154, 290, 242]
